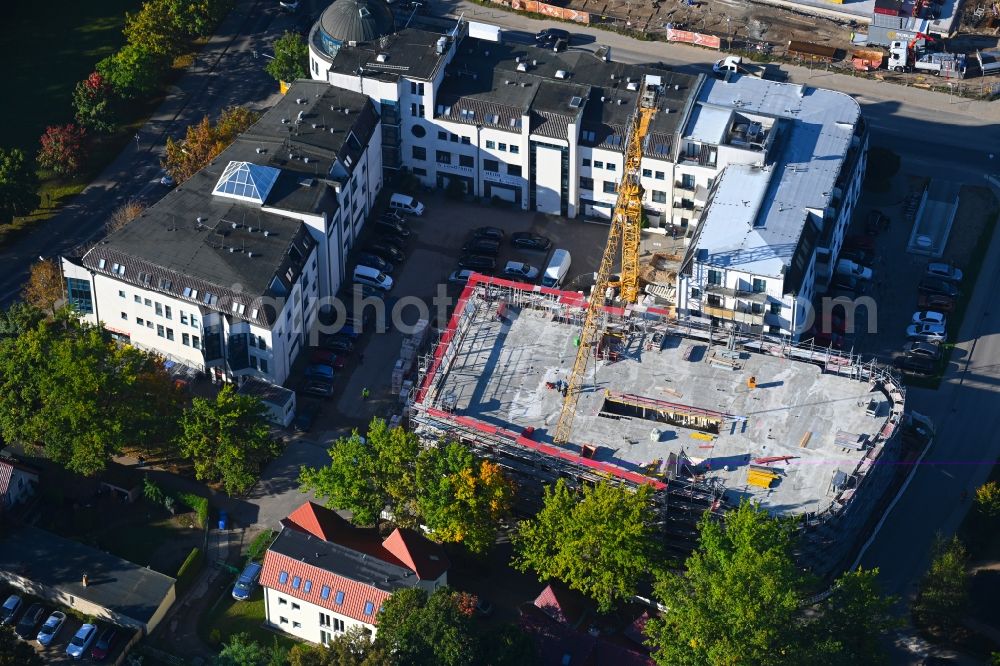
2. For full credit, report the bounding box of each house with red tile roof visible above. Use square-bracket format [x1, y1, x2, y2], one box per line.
[260, 501, 450, 644]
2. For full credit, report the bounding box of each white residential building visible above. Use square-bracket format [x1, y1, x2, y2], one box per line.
[260, 502, 449, 644]
[677, 76, 868, 338]
[61, 81, 382, 384]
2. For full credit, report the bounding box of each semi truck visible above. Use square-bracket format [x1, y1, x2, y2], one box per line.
[888, 40, 966, 78]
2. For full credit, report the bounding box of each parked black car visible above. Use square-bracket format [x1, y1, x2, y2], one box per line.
[903, 341, 942, 360]
[472, 226, 505, 241]
[356, 252, 393, 274]
[510, 232, 552, 251]
[376, 231, 408, 249]
[461, 238, 501, 256]
[893, 355, 938, 376]
[14, 603, 45, 639]
[365, 242, 405, 264]
[535, 28, 569, 45]
[375, 218, 412, 238]
[917, 278, 959, 298]
[322, 334, 355, 354]
[294, 403, 319, 432]
[458, 255, 497, 272]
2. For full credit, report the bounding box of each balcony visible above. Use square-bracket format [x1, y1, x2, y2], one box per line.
[703, 304, 764, 326]
[674, 181, 696, 192]
[704, 284, 768, 303]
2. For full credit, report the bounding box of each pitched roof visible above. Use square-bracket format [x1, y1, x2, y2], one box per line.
[0, 458, 37, 497]
[382, 528, 449, 581]
[520, 604, 654, 666]
[282, 501, 353, 542]
[533, 582, 588, 628]
[261, 546, 393, 625]
[280, 502, 450, 582]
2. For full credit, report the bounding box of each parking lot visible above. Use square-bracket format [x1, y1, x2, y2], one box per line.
[2, 585, 131, 664]
[814, 174, 998, 382]
[291, 191, 613, 434]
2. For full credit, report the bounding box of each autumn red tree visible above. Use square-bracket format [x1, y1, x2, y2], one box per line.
[38, 124, 88, 177]
[73, 72, 118, 133]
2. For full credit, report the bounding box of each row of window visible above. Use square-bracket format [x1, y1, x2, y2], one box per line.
[276, 571, 377, 616]
[582, 158, 616, 172]
[123, 291, 200, 328]
[484, 140, 519, 154]
[641, 168, 668, 180]
[419, 149, 523, 177]
[249, 355, 269, 373]
[437, 130, 471, 145]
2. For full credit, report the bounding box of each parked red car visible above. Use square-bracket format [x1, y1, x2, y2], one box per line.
[918, 293, 954, 313]
[310, 349, 346, 369]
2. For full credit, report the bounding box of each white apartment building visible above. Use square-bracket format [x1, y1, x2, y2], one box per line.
[677, 76, 868, 338]
[308, 14, 696, 229]
[61, 81, 382, 385]
[260, 502, 449, 644]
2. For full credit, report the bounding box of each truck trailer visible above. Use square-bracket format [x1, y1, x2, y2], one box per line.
[977, 50, 1000, 76]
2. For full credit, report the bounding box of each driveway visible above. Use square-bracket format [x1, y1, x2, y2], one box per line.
[246, 436, 335, 529]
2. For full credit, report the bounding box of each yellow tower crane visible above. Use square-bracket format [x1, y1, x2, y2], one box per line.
[552, 80, 660, 446]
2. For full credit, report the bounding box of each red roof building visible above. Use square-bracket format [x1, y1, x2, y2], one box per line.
[260, 501, 450, 644]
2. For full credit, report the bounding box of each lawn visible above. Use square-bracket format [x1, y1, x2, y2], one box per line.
[1, 1, 143, 151]
[200, 586, 297, 652]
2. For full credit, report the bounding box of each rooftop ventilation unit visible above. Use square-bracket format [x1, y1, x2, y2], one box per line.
[296, 110, 304, 122]
[517, 62, 528, 72]
[248, 251, 255, 258]
[616, 99, 624, 105]
[611, 73, 616, 80]
[303, 156, 310, 164]
[197, 217, 206, 223]
[231, 221, 239, 229]
[555, 70, 568, 79]
[255, 147, 264, 154]
[311, 123, 318, 129]
[569, 96, 583, 108]
[601, 96, 606, 102]
[376, 53, 388, 62]
[344, 108, 351, 114]
[436, 36, 448, 55]
[296, 98, 305, 104]
[532, 59, 538, 66]
[515, 56, 522, 63]
[281, 118, 288, 124]
[627, 80, 639, 91]
[263, 230, 270, 237]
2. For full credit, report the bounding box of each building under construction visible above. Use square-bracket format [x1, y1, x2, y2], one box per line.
[409, 274, 908, 578]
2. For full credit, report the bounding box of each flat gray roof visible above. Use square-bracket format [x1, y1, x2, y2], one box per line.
[430, 300, 891, 517]
[689, 77, 860, 279]
[0, 527, 175, 625]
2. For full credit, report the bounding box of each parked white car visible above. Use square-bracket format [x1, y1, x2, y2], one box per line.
[835, 258, 873, 281]
[911, 311, 946, 326]
[925, 262, 962, 282]
[906, 323, 947, 343]
[66, 623, 97, 659]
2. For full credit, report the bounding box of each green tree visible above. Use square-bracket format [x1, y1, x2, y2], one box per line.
[478, 624, 540, 666]
[73, 72, 118, 134]
[513, 479, 658, 612]
[375, 588, 479, 666]
[0, 147, 40, 225]
[0, 624, 44, 666]
[214, 632, 286, 666]
[416, 442, 513, 554]
[265, 31, 308, 83]
[976, 480, 1000, 519]
[124, 0, 185, 58]
[0, 303, 44, 339]
[646, 501, 895, 666]
[300, 430, 382, 525]
[176, 384, 278, 495]
[97, 43, 165, 99]
[913, 535, 969, 635]
[287, 627, 392, 665]
[0, 319, 182, 475]
[804, 568, 899, 665]
[38, 124, 87, 177]
[646, 501, 806, 665]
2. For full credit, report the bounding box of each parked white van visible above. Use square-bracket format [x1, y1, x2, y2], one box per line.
[389, 193, 425, 216]
[541, 249, 572, 288]
[353, 265, 393, 291]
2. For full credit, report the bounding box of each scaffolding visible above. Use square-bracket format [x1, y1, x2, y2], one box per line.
[407, 275, 909, 576]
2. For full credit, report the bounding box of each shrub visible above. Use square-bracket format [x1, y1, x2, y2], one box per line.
[73, 72, 118, 134]
[176, 546, 204, 594]
[143, 478, 165, 505]
[246, 530, 277, 563]
[179, 492, 209, 528]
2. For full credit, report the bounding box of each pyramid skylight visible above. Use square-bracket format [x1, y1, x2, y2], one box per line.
[212, 161, 280, 204]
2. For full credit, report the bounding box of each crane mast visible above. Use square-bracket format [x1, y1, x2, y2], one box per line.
[552, 81, 660, 445]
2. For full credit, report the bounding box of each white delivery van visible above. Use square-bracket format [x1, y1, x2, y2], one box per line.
[353, 265, 394, 291]
[541, 249, 572, 288]
[389, 193, 425, 216]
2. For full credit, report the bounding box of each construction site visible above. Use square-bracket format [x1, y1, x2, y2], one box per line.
[408, 275, 907, 576]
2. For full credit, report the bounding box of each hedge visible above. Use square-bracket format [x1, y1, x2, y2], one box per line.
[175, 547, 204, 594]
[246, 530, 277, 563]
[179, 492, 209, 528]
